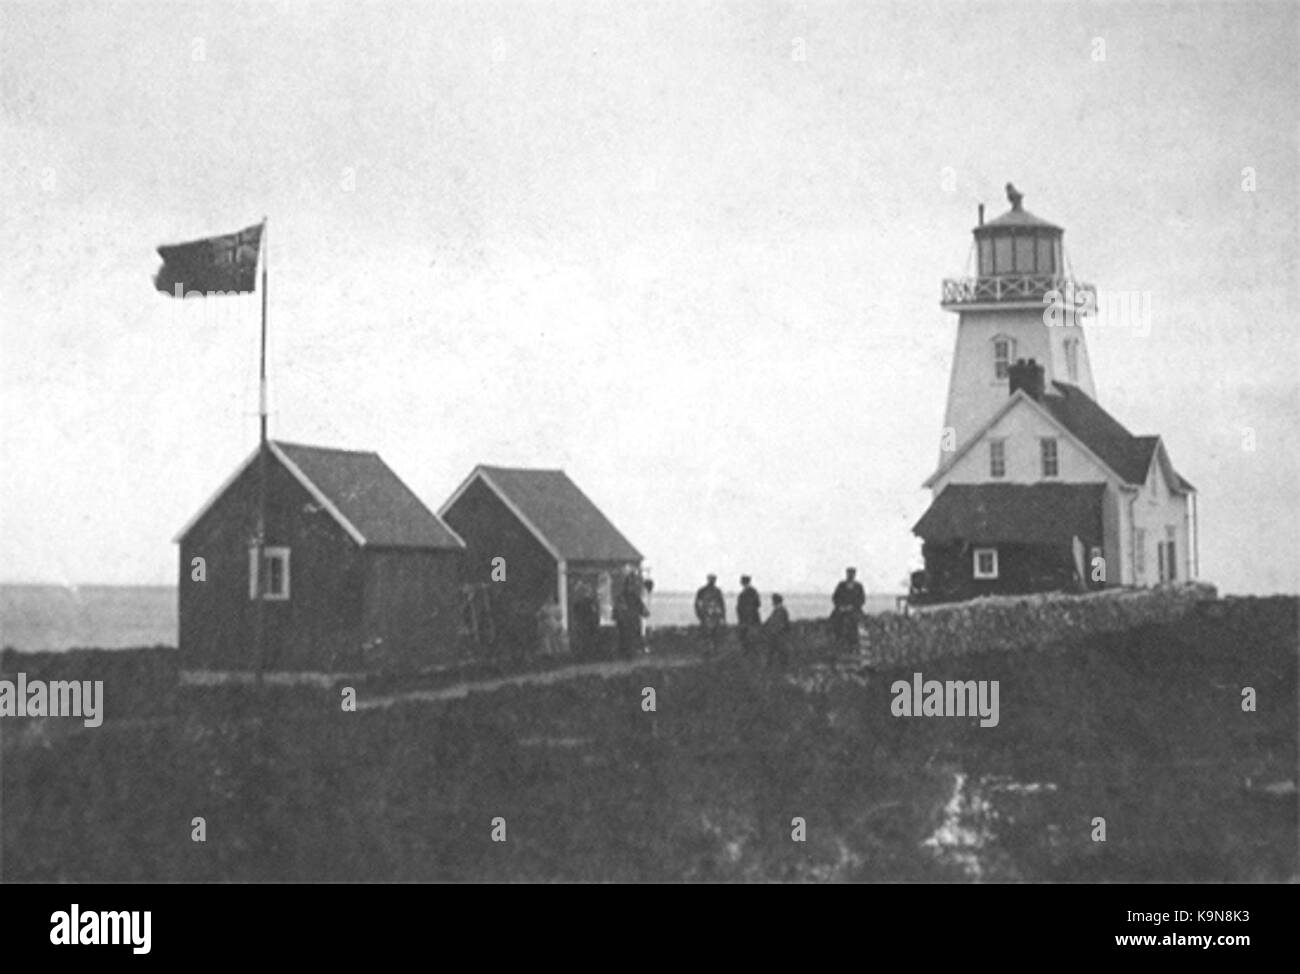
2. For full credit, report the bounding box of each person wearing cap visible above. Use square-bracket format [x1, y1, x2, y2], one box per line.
[764, 593, 792, 669]
[831, 567, 866, 651]
[736, 574, 762, 657]
[694, 573, 726, 655]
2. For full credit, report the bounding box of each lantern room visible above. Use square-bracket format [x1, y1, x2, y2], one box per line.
[941, 183, 1092, 310]
[974, 185, 1062, 279]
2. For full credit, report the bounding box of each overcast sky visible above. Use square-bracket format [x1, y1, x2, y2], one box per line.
[1, 0, 1296, 595]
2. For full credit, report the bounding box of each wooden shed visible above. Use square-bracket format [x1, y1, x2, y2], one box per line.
[438, 465, 643, 654]
[175, 440, 465, 672]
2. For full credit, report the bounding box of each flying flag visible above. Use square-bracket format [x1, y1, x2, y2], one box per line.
[154, 222, 264, 297]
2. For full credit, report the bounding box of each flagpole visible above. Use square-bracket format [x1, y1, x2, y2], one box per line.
[254, 217, 269, 690]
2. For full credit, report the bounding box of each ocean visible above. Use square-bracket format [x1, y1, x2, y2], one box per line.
[0, 584, 901, 652]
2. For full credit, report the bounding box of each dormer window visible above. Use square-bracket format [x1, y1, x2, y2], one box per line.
[993, 337, 1015, 380]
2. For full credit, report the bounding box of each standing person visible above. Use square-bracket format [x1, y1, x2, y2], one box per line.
[831, 566, 867, 651]
[570, 580, 600, 660]
[640, 575, 655, 654]
[535, 594, 565, 657]
[736, 574, 762, 657]
[694, 573, 726, 655]
[614, 572, 648, 658]
[764, 593, 792, 669]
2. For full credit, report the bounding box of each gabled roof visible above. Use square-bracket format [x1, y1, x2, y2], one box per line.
[440, 465, 642, 563]
[924, 383, 1195, 493]
[1041, 383, 1159, 485]
[914, 483, 1106, 544]
[174, 441, 465, 550]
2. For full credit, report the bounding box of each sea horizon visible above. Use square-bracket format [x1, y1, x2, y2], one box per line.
[0, 582, 903, 653]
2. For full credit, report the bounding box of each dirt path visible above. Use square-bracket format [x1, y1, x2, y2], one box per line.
[358, 652, 706, 711]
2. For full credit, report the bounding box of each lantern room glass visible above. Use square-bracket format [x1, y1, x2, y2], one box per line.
[1036, 236, 1056, 274]
[994, 236, 1013, 274]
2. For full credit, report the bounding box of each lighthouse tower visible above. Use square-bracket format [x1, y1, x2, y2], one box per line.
[938, 184, 1097, 455]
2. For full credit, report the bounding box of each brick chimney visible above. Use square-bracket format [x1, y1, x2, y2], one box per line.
[1008, 357, 1045, 400]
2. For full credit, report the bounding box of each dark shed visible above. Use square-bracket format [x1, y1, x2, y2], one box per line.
[913, 482, 1106, 603]
[175, 440, 465, 671]
[438, 465, 643, 652]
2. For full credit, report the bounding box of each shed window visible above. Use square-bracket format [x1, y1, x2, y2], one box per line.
[973, 548, 999, 580]
[597, 572, 613, 625]
[249, 546, 290, 601]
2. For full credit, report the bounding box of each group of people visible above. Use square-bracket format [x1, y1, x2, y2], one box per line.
[559, 573, 652, 660]
[692, 573, 791, 665]
[694, 567, 869, 662]
[540, 566, 870, 664]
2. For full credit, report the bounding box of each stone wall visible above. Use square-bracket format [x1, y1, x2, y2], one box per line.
[644, 582, 1219, 666]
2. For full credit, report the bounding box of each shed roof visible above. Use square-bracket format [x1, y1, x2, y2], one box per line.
[914, 482, 1106, 544]
[174, 441, 465, 550]
[442, 465, 643, 563]
[275, 442, 465, 549]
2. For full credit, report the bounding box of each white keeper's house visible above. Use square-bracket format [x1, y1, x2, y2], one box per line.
[913, 185, 1199, 603]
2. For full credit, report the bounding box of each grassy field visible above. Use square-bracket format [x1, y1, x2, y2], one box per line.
[2, 597, 1294, 882]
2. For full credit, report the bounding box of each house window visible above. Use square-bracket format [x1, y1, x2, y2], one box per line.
[989, 439, 1006, 478]
[1064, 337, 1079, 382]
[248, 546, 290, 601]
[1135, 528, 1146, 577]
[1157, 541, 1167, 582]
[973, 547, 999, 580]
[1166, 527, 1177, 582]
[1040, 438, 1060, 478]
[993, 337, 1014, 380]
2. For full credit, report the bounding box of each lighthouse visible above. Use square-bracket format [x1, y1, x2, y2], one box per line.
[913, 183, 1198, 603]
[938, 184, 1098, 457]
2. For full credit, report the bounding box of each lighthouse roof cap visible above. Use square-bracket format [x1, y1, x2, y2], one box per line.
[976, 206, 1062, 234]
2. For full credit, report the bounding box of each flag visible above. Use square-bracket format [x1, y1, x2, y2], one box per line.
[154, 222, 263, 297]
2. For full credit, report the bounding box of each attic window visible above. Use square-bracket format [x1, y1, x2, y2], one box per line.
[1040, 438, 1060, 478]
[989, 439, 1006, 478]
[249, 546, 291, 601]
[973, 547, 999, 579]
